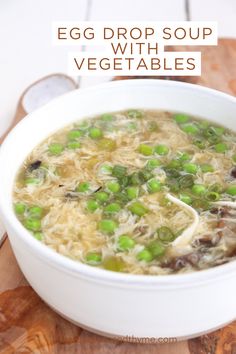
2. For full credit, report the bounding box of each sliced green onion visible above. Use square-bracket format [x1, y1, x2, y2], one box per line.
[157, 226, 175, 244]
[112, 165, 127, 178]
[205, 191, 220, 201]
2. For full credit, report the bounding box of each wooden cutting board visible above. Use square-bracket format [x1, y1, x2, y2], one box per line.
[1, 38, 236, 354]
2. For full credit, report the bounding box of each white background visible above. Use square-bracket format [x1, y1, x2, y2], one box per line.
[0, 0, 235, 237]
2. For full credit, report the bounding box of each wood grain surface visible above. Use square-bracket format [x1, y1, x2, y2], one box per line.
[1, 39, 236, 353]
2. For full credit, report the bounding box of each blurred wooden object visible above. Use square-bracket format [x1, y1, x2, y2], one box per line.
[1, 39, 236, 353]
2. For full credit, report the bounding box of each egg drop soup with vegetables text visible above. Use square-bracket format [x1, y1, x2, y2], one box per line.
[13, 110, 236, 275]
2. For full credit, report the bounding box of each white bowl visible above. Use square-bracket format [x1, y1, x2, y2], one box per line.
[0, 79, 236, 340]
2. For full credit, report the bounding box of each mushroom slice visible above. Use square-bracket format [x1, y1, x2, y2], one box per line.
[166, 193, 199, 249]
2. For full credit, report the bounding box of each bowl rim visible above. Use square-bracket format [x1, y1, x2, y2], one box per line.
[1, 78, 236, 288]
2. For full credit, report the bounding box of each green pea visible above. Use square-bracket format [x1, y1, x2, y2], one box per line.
[154, 145, 169, 156]
[138, 144, 153, 156]
[127, 186, 139, 200]
[85, 252, 102, 265]
[99, 219, 118, 234]
[89, 127, 103, 139]
[34, 232, 43, 240]
[157, 226, 175, 244]
[76, 182, 90, 193]
[101, 113, 113, 122]
[97, 138, 116, 151]
[137, 249, 153, 262]
[48, 143, 64, 155]
[112, 165, 127, 178]
[174, 113, 189, 124]
[179, 194, 192, 205]
[95, 191, 109, 203]
[147, 178, 161, 193]
[214, 143, 228, 153]
[117, 235, 135, 251]
[183, 163, 198, 174]
[127, 109, 143, 119]
[14, 202, 26, 215]
[25, 178, 41, 185]
[192, 184, 207, 195]
[226, 185, 236, 196]
[146, 159, 161, 170]
[87, 200, 99, 212]
[147, 241, 166, 258]
[232, 155, 236, 163]
[205, 191, 220, 201]
[201, 164, 214, 173]
[166, 160, 182, 170]
[107, 181, 120, 193]
[67, 130, 82, 140]
[177, 152, 190, 162]
[100, 164, 113, 174]
[181, 124, 199, 135]
[28, 206, 43, 219]
[24, 218, 41, 232]
[104, 203, 121, 214]
[128, 201, 148, 217]
[67, 141, 81, 150]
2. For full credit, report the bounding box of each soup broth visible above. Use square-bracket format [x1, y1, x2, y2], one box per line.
[13, 109, 236, 275]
